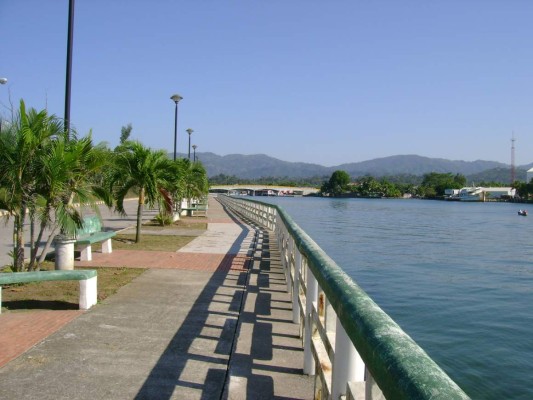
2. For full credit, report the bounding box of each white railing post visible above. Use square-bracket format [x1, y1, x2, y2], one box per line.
[304, 265, 318, 375]
[325, 299, 335, 329]
[286, 236, 294, 293]
[331, 316, 365, 399]
[365, 367, 386, 400]
[292, 248, 302, 324]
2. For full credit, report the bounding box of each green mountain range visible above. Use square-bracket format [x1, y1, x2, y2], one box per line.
[174, 152, 529, 183]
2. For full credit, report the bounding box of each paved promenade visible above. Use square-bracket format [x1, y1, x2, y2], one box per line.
[0, 197, 313, 399]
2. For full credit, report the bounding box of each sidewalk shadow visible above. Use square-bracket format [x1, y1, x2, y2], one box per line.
[223, 228, 307, 399]
[134, 206, 258, 400]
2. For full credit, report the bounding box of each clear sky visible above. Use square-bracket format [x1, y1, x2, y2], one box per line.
[1, 1, 532, 166]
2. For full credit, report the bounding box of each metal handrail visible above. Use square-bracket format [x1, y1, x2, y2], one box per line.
[218, 194, 469, 400]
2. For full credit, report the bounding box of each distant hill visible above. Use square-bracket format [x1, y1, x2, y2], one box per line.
[172, 152, 531, 182]
[466, 167, 527, 184]
[337, 155, 506, 177]
[190, 152, 329, 179]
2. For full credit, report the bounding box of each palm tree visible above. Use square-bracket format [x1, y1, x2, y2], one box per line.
[169, 159, 208, 211]
[0, 100, 58, 271]
[183, 161, 209, 207]
[0, 100, 110, 271]
[29, 132, 109, 270]
[107, 141, 174, 243]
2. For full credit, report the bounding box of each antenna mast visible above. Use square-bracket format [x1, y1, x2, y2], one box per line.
[511, 133, 516, 184]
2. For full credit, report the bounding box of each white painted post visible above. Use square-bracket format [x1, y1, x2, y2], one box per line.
[365, 367, 386, 400]
[292, 249, 302, 323]
[304, 266, 318, 375]
[325, 297, 336, 334]
[79, 244, 92, 261]
[79, 276, 98, 310]
[286, 236, 293, 293]
[331, 316, 365, 399]
[102, 238, 112, 254]
[55, 237, 77, 270]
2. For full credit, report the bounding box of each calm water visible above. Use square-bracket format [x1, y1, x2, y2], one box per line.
[259, 197, 533, 400]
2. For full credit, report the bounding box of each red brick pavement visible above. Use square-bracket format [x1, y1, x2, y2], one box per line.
[0, 310, 82, 368]
[1, 251, 251, 369]
[0, 197, 252, 369]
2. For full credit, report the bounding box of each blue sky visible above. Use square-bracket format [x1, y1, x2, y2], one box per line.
[1, 1, 532, 166]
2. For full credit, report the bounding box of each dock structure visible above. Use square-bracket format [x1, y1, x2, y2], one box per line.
[0, 196, 313, 399]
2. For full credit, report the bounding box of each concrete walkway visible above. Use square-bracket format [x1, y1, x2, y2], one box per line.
[0, 197, 313, 399]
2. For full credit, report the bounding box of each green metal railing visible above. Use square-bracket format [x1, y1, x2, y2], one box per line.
[218, 195, 469, 400]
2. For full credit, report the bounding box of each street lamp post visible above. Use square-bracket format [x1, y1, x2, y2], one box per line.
[192, 145, 197, 162]
[186, 128, 194, 159]
[170, 94, 183, 161]
[64, 0, 75, 140]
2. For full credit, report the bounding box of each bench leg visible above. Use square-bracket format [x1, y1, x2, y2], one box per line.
[101, 238, 112, 254]
[79, 276, 97, 310]
[79, 244, 92, 261]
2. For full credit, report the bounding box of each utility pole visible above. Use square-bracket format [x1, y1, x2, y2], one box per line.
[511, 133, 516, 184]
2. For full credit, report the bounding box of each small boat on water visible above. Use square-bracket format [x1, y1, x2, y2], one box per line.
[518, 210, 528, 216]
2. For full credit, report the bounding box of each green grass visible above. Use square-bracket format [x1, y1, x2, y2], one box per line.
[1, 262, 145, 313]
[0, 223, 206, 312]
[143, 217, 208, 231]
[112, 233, 198, 251]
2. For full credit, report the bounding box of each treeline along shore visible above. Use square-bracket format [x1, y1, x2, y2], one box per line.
[211, 170, 533, 202]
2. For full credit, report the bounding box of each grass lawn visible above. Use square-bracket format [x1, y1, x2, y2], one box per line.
[143, 217, 208, 231]
[112, 233, 198, 251]
[1, 225, 205, 313]
[1, 262, 145, 313]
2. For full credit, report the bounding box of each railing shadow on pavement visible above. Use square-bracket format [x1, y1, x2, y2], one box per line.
[134, 206, 257, 400]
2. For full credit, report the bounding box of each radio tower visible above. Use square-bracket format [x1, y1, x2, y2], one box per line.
[511, 133, 516, 184]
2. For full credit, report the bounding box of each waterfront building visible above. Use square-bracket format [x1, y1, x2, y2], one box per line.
[456, 186, 516, 201]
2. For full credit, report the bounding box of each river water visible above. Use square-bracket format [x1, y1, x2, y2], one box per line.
[258, 197, 533, 400]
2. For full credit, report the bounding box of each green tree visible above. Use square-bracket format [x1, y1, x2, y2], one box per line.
[513, 179, 533, 200]
[120, 123, 132, 144]
[183, 161, 209, 205]
[29, 133, 108, 270]
[379, 179, 402, 198]
[420, 172, 466, 197]
[356, 176, 382, 197]
[321, 170, 350, 196]
[0, 101, 60, 270]
[168, 159, 209, 211]
[108, 141, 174, 243]
[0, 100, 108, 271]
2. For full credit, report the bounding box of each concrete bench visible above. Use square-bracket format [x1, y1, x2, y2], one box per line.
[0, 270, 98, 313]
[75, 216, 116, 261]
[193, 204, 208, 216]
[180, 203, 208, 217]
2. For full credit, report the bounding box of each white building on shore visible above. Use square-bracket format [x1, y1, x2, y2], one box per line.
[450, 186, 516, 201]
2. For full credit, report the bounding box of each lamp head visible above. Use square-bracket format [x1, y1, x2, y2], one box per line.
[170, 94, 182, 103]
[0, 78, 7, 85]
[186, 128, 194, 135]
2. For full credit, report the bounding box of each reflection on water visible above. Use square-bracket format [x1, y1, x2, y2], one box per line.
[260, 196, 533, 400]
[329, 199, 349, 210]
